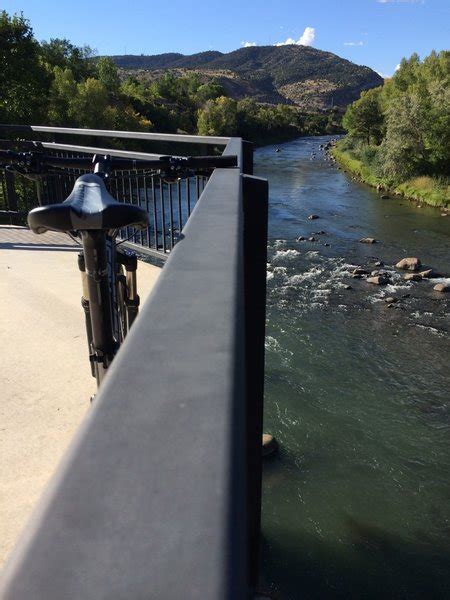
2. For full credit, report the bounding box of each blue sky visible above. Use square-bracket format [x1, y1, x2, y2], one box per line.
[3, 0, 449, 77]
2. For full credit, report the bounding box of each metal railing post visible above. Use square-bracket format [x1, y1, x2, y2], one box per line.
[242, 173, 269, 590]
[5, 170, 18, 212]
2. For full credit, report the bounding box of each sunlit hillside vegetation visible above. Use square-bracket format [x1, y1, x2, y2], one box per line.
[336, 51, 449, 207]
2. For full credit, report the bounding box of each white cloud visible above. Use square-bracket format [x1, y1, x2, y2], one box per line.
[395, 63, 401, 70]
[344, 41, 364, 46]
[241, 41, 256, 47]
[275, 26, 316, 47]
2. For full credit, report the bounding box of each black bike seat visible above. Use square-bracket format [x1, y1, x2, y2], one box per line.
[28, 174, 148, 234]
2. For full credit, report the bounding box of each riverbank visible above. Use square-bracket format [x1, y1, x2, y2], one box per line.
[332, 141, 450, 209]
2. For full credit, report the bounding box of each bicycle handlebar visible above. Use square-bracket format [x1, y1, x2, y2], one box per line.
[0, 150, 237, 173]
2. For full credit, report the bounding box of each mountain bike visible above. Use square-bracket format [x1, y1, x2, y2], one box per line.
[0, 150, 237, 388]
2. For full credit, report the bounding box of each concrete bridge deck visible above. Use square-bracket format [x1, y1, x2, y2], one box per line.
[0, 226, 160, 567]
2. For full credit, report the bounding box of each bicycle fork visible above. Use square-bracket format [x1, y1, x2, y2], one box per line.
[78, 231, 116, 387]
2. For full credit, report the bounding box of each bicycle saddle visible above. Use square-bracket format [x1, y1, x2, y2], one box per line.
[28, 174, 148, 234]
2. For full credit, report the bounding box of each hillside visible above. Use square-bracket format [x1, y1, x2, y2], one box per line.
[110, 45, 383, 111]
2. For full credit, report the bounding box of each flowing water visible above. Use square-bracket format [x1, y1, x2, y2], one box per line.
[255, 137, 450, 599]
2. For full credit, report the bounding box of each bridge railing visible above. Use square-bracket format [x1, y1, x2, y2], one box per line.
[0, 125, 252, 259]
[0, 127, 268, 599]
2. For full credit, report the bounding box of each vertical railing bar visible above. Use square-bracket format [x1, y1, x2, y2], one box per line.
[186, 176, 191, 217]
[177, 179, 182, 235]
[159, 178, 167, 254]
[121, 170, 128, 241]
[143, 174, 151, 248]
[168, 183, 174, 249]
[151, 175, 158, 252]
[127, 169, 134, 241]
[135, 171, 142, 246]
[113, 174, 124, 241]
[0, 172, 6, 210]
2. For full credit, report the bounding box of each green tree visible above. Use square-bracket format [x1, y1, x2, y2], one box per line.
[343, 87, 384, 145]
[40, 38, 94, 81]
[0, 11, 48, 123]
[47, 67, 77, 124]
[69, 78, 112, 128]
[197, 96, 237, 136]
[96, 57, 121, 97]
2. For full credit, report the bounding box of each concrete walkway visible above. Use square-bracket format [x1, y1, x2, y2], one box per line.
[0, 226, 160, 567]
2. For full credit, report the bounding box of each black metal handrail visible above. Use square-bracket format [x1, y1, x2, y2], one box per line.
[0, 126, 253, 258]
[0, 128, 268, 599]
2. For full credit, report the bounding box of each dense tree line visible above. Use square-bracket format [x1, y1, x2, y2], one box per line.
[0, 11, 341, 143]
[341, 51, 449, 185]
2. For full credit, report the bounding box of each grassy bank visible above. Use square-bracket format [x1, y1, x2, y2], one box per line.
[332, 141, 450, 209]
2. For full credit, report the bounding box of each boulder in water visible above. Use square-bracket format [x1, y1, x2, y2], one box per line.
[359, 237, 377, 244]
[352, 268, 370, 275]
[395, 257, 421, 271]
[385, 297, 397, 304]
[308, 214, 320, 220]
[419, 269, 439, 278]
[262, 434, 279, 457]
[434, 283, 450, 293]
[403, 273, 422, 282]
[308, 236, 316, 242]
[296, 235, 306, 242]
[367, 275, 389, 285]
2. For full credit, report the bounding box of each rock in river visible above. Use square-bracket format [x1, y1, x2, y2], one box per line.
[308, 214, 320, 220]
[434, 283, 450, 293]
[396, 257, 421, 271]
[367, 275, 389, 285]
[262, 433, 279, 457]
[419, 269, 439, 278]
[352, 268, 370, 275]
[359, 237, 377, 244]
[403, 273, 422, 282]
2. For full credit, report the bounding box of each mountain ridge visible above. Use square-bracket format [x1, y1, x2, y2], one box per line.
[109, 45, 383, 111]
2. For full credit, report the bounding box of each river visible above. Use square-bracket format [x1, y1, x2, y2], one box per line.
[254, 136, 450, 599]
